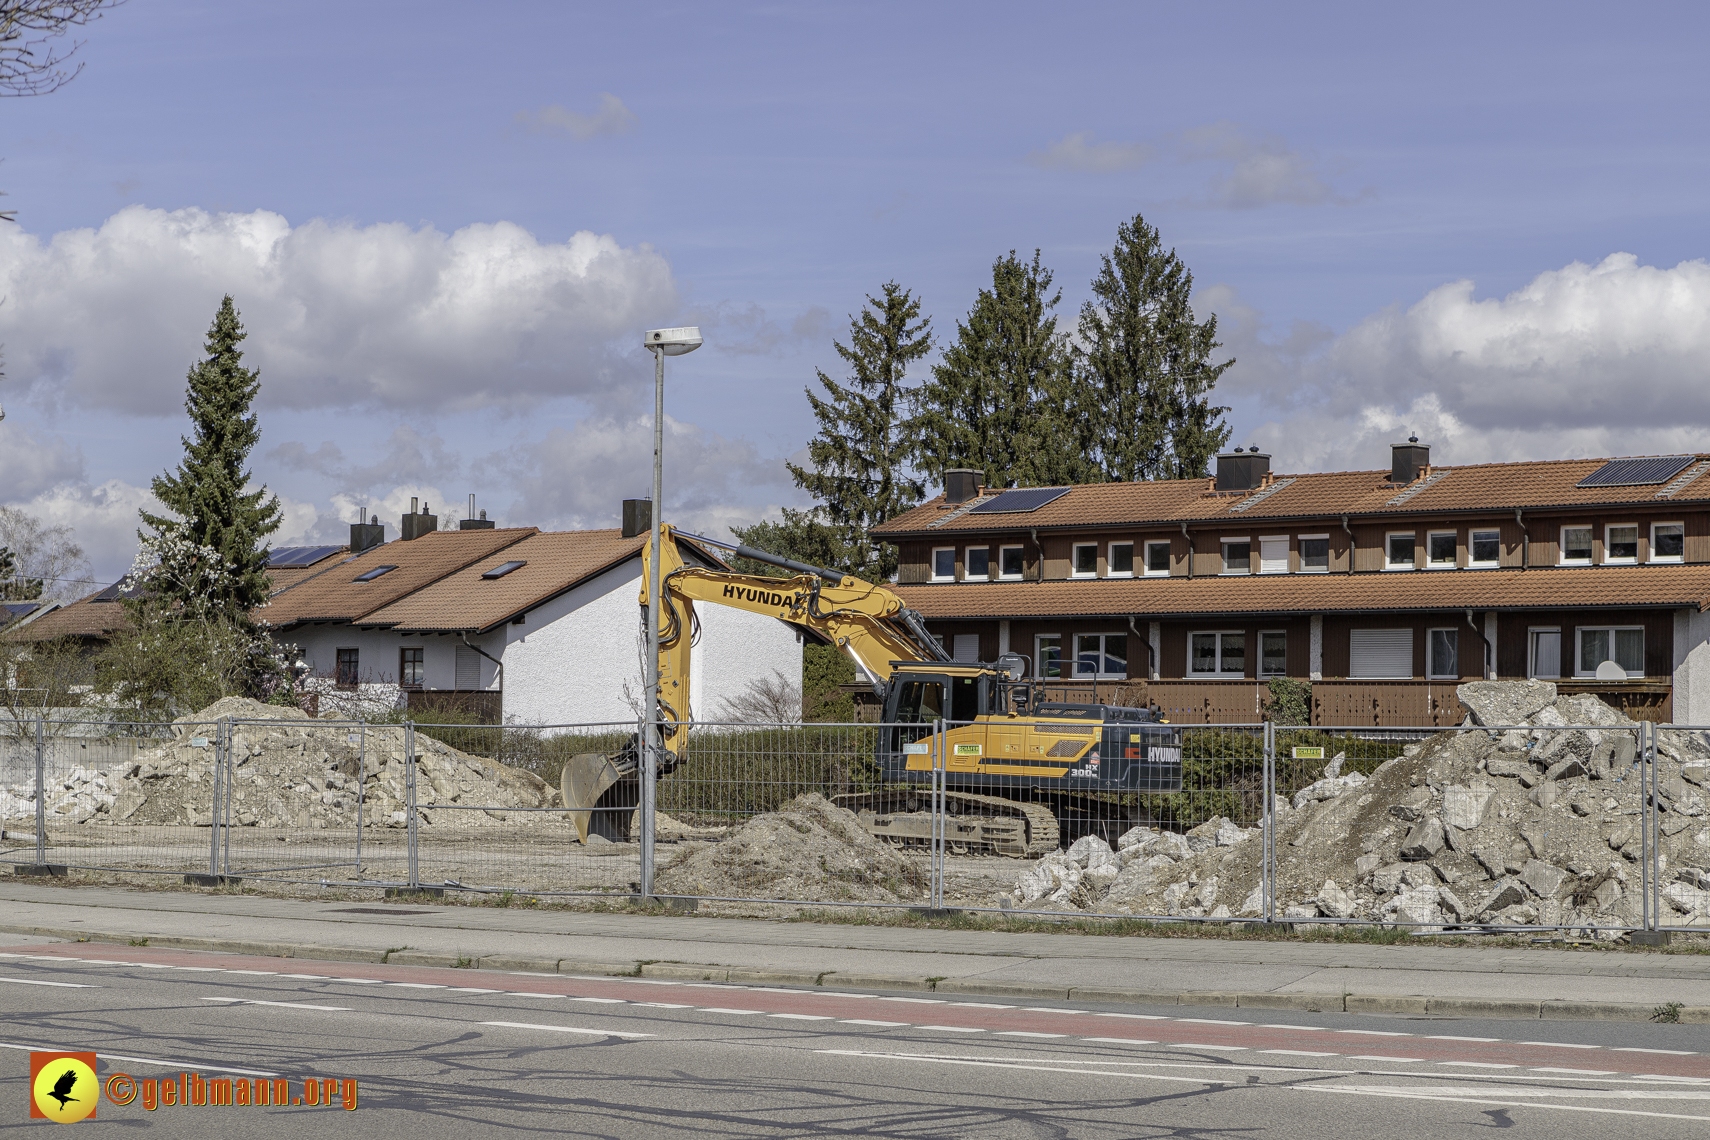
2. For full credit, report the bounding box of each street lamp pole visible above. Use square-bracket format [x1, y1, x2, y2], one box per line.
[640, 326, 701, 900]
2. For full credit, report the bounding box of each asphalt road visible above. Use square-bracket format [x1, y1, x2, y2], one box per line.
[4, 938, 1710, 1138]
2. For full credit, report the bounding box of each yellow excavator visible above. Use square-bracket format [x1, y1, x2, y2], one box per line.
[561, 526, 1183, 856]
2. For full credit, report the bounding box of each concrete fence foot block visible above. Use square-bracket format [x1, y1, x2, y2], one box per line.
[182, 874, 242, 888]
[1346, 994, 1430, 1015]
[384, 887, 444, 900]
[13, 864, 67, 878]
[1629, 931, 1673, 947]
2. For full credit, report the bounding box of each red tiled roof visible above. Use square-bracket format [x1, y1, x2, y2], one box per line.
[894, 564, 1710, 620]
[871, 454, 1710, 537]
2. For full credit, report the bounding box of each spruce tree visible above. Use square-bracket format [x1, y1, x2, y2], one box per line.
[907, 250, 1087, 491]
[140, 296, 282, 622]
[1076, 213, 1233, 481]
[785, 282, 933, 579]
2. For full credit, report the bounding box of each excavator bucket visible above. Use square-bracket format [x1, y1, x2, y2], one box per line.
[561, 753, 623, 844]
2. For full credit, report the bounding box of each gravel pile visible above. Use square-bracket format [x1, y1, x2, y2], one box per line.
[1000, 680, 1710, 932]
[656, 792, 928, 904]
[2, 697, 556, 830]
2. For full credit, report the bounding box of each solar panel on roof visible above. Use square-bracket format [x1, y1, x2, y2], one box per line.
[966, 487, 1071, 514]
[266, 545, 345, 568]
[1577, 456, 1695, 488]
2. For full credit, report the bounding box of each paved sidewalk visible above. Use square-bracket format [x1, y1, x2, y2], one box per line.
[2, 881, 1707, 1020]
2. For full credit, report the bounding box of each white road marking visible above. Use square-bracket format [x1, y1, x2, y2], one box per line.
[386, 982, 447, 989]
[841, 1019, 908, 1027]
[1096, 1012, 1168, 1020]
[1427, 1035, 1499, 1042]
[1168, 1043, 1246, 1051]
[448, 987, 502, 993]
[768, 1014, 835, 1021]
[1440, 1062, 1516, 1069]
[816, 1050, 1243, 1087]
[0, 1040, 278, 1077]
[337, 979, 385, 985]
[700, 1007, 765, 1015]
[1338, 1029, 1410, 1037]
[569, 996, 625, 1004]
[1520, 1040, 1602, 1049]
[882, 997, 945, 1004]
[916, 1025, 986, 1033]
[280, 973, 330, 980]
[1082, 1037, 1157, 1045]
[1024, 1007, 1086, 1014]
[1261, 1024, 1325, 1031]
[1261, 1050, 1340, 1057]
[0, 976, 97, 988]
[948, 1002, 1014, 1009]
[637, 1002, 695, 1009]
[507, 992, 563, 999]
[227, 970, 277, 975]
[200, 997, 353, 1011]
[1177, 1018, 1247, 1025]
[1637, 1076, 1710, 1084]
[997, 1031, 1067, 1039]
[1348, 1056, 1424, 1063]
[480, 1021, 652, 1039]
[1616, 1047, 1697, 1056]
[1532, 1067, 1618, 1076]
[1301, 1084, 1710, 1120]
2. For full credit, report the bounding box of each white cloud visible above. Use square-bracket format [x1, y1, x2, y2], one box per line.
[499, 413, 797, 540]
[0, 206, 677, 416]
[268, 425, 461, 492]
[0, 420, 85, 500]
[514, 94, 637, 140]
[1208, 253, 1710, 470]
[1178, 122, 1349, 209]
[7, 478, 161, 586]
[1025, 131, 1154, 174]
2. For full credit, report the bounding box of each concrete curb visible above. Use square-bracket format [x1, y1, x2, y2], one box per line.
[3, 921, 1704, 1023]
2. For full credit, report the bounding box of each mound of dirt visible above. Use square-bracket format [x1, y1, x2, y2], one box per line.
[2, 697, 556, 830]
[655, 793, 927, 904]
[998, 682, 1710, 932]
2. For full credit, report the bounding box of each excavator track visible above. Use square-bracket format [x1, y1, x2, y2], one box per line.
[833, 789, 1060, 858]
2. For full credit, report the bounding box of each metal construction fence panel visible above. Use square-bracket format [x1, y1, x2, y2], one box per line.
[2, 712, 1707, 938]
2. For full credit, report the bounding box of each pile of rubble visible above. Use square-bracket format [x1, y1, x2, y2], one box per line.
[1, 697, 556, 831]
[1001, 680, 1710, 932]
[656, 793, 928, 904]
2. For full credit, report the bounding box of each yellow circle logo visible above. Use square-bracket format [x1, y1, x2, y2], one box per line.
[32, 1056, 98, 1123]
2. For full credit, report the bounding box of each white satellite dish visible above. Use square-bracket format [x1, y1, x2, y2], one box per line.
[1594, 659, 1627, 681]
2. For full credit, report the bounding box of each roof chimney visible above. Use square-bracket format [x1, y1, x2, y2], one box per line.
[1391, 437, 1430, 484]
[622, 498, 652, 539]
[1214, 448, 1270, 492]
[350, 506, 384, 554]
[944, 469, 984, 505]
[401, 500, 438, 541]
[458, 492, 495, 530]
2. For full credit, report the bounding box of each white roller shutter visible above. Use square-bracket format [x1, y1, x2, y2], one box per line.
[455, 645, 481, 689]
[1259, 536, 1288, 574]
[1350, 629, 1413, 678]
[953, 633, 981, 662]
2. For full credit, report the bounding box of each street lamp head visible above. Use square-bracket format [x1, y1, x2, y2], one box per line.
[644, 326, 703, 356]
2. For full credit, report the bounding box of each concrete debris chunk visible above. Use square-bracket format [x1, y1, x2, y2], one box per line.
[1314, 879, 1357, 919]
[1291, 771, 1367, 811]
[1440, 784, 1494, 830]
[1321, 751, 1347, 779]
[1478, 879, 1528, 916]
[1398, 816, 1445, 861]
[1485, 758, 1529, 779]
[1519, 859, 1569, 899]
[1457, 680, 1557, 728]
[1545, 757, 1588, 782]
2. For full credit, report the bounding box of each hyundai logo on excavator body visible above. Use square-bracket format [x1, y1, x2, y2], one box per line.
[722, 584, 802, 608]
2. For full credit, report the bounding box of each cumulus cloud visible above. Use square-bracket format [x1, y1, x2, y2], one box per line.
[498, 413, 797, 540]
[514, 94, 637, 140]
[0, 206, 677, 417]
[1025, 132, 1154, 173]
[1177, 121, 1350, 209]
[6, 478, 161, 586]
[1208, 253, 1710, 470]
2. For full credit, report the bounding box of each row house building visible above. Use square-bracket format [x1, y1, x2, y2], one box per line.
[872, 443, 1710, 726]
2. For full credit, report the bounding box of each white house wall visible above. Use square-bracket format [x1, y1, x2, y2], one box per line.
[499, 558, 804, 730]
[1673, 607, 1710, 726]
[289, 626, 503, 693]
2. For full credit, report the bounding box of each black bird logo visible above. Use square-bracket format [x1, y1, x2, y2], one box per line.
[47, 1067, 79, 1109]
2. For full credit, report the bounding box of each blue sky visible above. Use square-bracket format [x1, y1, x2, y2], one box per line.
[4, 1, 1710, 583]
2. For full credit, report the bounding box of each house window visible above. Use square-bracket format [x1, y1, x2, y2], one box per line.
[999, 545, 1025, 580]
[1652, 523, 1684, 562]
[931, 547, 956, 581]
[1529, 628, 1561, 680]
[1427, 628, 1458, 679]
[400, 647, 424, 688]
[966, 547, 991, 579]
[1144, 540, 1172, 576]
[1220, 539, 1250, 575]
[1576, 627, 1644, 678]
[1258, 536, 1288, 574]
[1259, 631, 1287, 677]
[952, 633, 981, 661]
[1299, 535, 1329, 573]
[1074, 633, 1128, 679]
[1036, 634, 1063, 679]
[1071, 543, 1098, 577]
[335, 648, 359, 688]
[1605, 525, 1638, 563]
[1349, 629, 1413, 678]
[1427, 531, 1457, 568]
[1190, 631, 1245, 676]
[1470, 529, 1501, 567]
[1384, 533, 1416, 569]
[1107, 542, 1134, 577]
[1560, 526, 1593, 564]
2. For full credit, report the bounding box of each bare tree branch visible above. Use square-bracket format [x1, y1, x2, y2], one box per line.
[0, 1, 125, 98]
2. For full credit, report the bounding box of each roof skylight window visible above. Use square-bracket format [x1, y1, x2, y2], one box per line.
[353, 565, 398, 582]
[481, 560, 527, 580]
